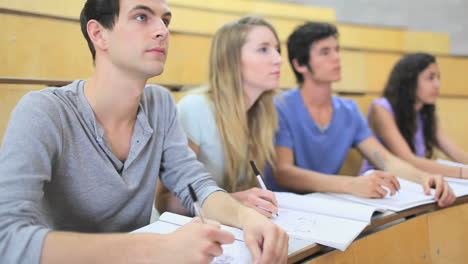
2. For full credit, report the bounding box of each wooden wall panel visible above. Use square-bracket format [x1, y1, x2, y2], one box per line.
[364, 52, 400, 92]
[0, 0, 85, 18]
[151, 33, 211, 85]
[404, 31, 450, 55]
[338, 24, 404, 52]
[333, 50, 367, 92]
[427, 203, 468, 263]
[1, 13, 93, 79]
[0, 84, 45, 144]
[437, 57, 468, 96]
[437, 98, 468, 150]
[305, 248, 355, 264]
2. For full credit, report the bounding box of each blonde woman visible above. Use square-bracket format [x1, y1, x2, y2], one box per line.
[156, 15, 283, 217]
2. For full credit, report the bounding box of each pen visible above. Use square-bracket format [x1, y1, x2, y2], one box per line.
[188, 183, 206, 223]
[373, 151, 400, 193]
[249, 160, 279, 217]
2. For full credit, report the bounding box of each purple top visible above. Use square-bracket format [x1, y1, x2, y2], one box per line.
[360, 97, 425, 174]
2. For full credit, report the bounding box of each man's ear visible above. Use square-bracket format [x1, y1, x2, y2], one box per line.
[87, 20, 109, 52]
[292, 58, 309, 74]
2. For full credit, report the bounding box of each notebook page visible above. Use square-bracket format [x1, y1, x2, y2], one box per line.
[329, 178, 435, 211]
[132, 213, 252, 264]
[159, 212, 244, 241]
[273, 208, 368, 251]
[275, 192, 378, 222]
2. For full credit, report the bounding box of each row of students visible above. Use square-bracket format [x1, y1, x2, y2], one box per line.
[0, 1, 466, 264]
[0, 1, 288, 264]
[157, 17, 468, 217]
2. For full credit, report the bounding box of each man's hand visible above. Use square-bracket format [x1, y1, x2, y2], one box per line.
[163, 217, 235, 264]
[241, 209, 288, 264]
[422, 175, 456, 207]
[350, 170, 400, 198]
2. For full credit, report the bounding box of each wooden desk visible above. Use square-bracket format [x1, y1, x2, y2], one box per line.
[287, 195, 468, 264]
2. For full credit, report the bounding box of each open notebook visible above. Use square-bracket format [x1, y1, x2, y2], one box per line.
[132, 212, 253, 264]
[273, 192, 379, 251]
[132, 211, 316, 263]
[328, 177, 437, 211]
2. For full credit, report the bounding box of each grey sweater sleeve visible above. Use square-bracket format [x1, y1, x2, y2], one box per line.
[156, 89, 225, 214]
[0, 92, 62, 263]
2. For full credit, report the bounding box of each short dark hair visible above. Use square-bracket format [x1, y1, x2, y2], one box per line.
[287, 22, 338, 84]
[80, 0, 120, 61]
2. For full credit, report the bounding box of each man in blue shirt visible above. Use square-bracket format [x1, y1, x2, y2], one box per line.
[270, 21, 455, 207]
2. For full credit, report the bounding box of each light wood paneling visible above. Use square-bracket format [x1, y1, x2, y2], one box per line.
[151, 33, 211, 85]
[1, 13, 93, 78]
[338, 24, 404, 52]
[334, 50, 367, 92]
[364, 52, 400, 92]
[0, 0, 335, 22]
[305, 214, 432, 264]
[352, 214, 431, 264]
[437, 98, 468, 150]
[170, 0, 335, 22]
[437, 56, 468, 96]
[0, 0, 86, 18]
[305, 248, 355, 264]
[427, 203, 468, 263]
[405, 31, 450, 55]
[0, 84, 45, 143]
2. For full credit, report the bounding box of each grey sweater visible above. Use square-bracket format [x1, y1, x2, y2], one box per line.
[0, 80, 223, 263]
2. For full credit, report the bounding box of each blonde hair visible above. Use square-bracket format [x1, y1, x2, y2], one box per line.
[208, 15, 280, 192]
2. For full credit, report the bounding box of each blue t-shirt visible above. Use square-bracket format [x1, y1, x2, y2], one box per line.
[265, 88, 372, 190]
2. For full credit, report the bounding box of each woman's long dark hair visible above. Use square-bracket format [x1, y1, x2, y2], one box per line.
[383, 53, 437, 158]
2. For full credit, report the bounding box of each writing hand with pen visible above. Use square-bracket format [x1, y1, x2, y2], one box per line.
[231, 161, 279, 218]
[161, 184, 236, 264]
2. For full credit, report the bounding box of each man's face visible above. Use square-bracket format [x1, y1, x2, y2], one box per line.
[306, 36, 341, 83]
[104, 0, 171, 79]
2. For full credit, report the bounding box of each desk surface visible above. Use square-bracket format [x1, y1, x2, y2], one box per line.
[287, 195, 468, 264]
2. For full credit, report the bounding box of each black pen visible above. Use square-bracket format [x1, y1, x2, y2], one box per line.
[188, 183, 206, 223]
[249, 160, 279, 217]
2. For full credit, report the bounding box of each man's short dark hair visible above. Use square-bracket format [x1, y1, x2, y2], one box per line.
[80, 0, 120, 61]
[287, 22, 338, 84]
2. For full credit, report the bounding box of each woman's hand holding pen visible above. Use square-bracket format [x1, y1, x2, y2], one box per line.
[231, 188, 279, 218]
[241, 208, 288, 264]
[350, 170, 400, 198]
[163, 217, 235, 264]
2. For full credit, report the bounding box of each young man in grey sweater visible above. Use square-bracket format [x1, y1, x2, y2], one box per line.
[0, 0, 288, 263]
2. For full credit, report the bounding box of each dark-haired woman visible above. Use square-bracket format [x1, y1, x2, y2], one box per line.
[361, 52, 468, 179]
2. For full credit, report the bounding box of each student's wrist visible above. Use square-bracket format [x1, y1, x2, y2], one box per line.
[237, 206, 262, 230]
[342, 176, 358, 194]
[130, 233, 168, 262]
